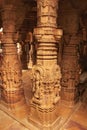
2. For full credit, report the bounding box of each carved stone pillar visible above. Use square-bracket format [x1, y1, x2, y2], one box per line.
[28, 0, 61, 129]
[61, 10, 80, 107]
[1, 5, 27, 110]
[61, 34, 80, 107]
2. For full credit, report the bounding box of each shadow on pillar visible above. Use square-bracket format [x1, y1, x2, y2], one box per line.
[60, 87, 79, 107]
[28, 103, 61, 130]
[0, 89, 29, 119]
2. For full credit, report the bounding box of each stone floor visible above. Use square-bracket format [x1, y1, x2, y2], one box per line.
[0, 70, 87, 130]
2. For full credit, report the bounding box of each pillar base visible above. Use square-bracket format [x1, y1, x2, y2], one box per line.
[28, 103, 61, 130]
[0, 98, 28, 118]
[61, 88, 79, 107]
[61, 98, 79, 108]
[28, 117, 61, 130]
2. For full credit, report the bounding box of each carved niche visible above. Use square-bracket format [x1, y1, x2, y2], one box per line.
[32, 64, 61, 109]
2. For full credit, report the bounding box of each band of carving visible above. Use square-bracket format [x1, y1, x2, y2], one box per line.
[37, 0, 58, 27]
[32, 64, 61, 109]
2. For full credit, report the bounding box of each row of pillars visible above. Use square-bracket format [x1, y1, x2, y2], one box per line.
[0, 0, 80, 129]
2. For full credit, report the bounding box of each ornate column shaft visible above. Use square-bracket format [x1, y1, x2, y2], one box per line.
[1, 5, 26, 109]
[61, 9, 80, 107]
[29, 0, 62, 128]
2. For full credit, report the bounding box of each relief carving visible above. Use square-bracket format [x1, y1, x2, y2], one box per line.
[32, 64, 61, 109]
[38, 0, 58, 8]
[1, 59, 23, 103]
[37, 0, 58, 27]
[29, 0, 61, 125]
[61, 60, 79, 89]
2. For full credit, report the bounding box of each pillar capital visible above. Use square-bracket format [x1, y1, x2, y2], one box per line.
[1, 4, 16, 20]
[34, 27, 62, 43]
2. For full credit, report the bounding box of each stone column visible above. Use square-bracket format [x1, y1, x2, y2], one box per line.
[61, 10, 80, 107]
[29, 0, 61, 129]
[1, 5, 27, 110]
